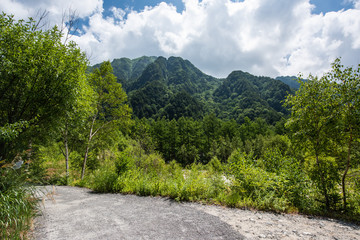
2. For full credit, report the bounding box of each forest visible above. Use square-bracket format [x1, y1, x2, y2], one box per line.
[0, 13, 359, 239]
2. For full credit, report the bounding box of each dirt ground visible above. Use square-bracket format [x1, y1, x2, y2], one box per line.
[33, 186, 360, 240]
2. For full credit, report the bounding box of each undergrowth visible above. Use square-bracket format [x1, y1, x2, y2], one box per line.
[81, 145, 360, 224]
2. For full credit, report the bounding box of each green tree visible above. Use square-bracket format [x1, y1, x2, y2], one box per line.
[59, 78, 95, 184]
[327, 59, 360, 210]
[0, 13, 88, 161]
[81, 61, 131, 180]
[286, 59, 360, 211]
[202, 114, 221, 162]
[131, 118, 155, 156]
[177, 117, 201, 165]
[285, 74, 339, 210]
[0, 13, 88, 239]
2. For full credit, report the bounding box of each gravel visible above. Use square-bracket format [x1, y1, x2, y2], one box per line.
[33, 186, 244, 240]
[33, 186, 360, 240]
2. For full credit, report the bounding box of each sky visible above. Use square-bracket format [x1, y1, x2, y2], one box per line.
[1, 0, 360, 78]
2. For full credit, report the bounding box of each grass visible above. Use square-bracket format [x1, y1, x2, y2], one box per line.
[0, 167, 38, 239]
[81, 148, 360, 224]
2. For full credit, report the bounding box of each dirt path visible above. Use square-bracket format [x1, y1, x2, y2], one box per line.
[192, 204, 360, 239]
[33, 186, 360, 240]
[33, 186, 244, 240]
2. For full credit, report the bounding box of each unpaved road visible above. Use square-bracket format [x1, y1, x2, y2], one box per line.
[33, 186, 244, 240]
[33, 186, 360, 240]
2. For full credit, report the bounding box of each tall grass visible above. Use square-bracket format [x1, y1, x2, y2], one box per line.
[87, 151, 228, 203]
[0, 166, 37, 239]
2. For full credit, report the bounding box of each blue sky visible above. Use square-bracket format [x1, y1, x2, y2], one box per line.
[310, 0, 354, 13]
[102, 0, 354, 14]
[1, 0, 359, 78]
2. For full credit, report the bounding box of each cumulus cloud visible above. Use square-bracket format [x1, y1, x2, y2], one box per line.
[1, 0, 360, 78]
[0, 0, 102, 26]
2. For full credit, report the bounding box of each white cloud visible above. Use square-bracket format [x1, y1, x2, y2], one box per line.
[110, 7, 126, 21]
[0, 0, 102, 26]
[1, 0, 360, 78]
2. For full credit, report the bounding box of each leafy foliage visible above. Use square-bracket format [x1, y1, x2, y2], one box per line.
[0, 13, 88, 161]
[0, 13, 88, 239]
[81, 61, 132, 179]
[285, 59, 360, 211]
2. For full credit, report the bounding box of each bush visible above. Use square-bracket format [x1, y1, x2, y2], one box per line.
[305, 156, 341, 210]
[226, 149, 311, 212]
[347, 168, 360, 216]
[115, 151, 133, 175]
[206, 156, 223, 173]
[89, 161, 117, 193]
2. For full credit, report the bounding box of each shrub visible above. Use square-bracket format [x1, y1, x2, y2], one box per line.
[226, 149, 309, 212]
[115, 151, 133, 175]
[89, 161, 117, 193]
[206, 156, 223, 173]
[305, 156, 341, 210]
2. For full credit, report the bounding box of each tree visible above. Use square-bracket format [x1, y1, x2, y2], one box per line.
[81, 61, 131, 180]
[286, 59, 360, 211]
[202, 114, 221, 163]
[131, 118, 155, 157]
[59, 78, 95, 184]
[0, 13, 88, 161]
[326, 59, 360, 211]
[285, 74, 340, 210]
[177, 117, 201, 165]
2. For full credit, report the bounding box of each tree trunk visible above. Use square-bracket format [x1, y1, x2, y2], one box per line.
[81, 143, 90, 180]
[81, 115, 96, 180]
[64, 132, 69, 185]
[342, 127, 352, 211]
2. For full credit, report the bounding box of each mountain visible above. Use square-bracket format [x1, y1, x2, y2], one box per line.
[91, 56, 157, 90]
[128, 56, 219, 119]
[276, 76, 305, 90]
[90, 56, 292, 123]
[214, 71, 291, 123]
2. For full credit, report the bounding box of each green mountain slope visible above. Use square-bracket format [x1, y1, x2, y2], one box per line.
[128, 56, 218, 119]
[90, 56, 292, 123]
[91, 56, 157, 90]
[214, 71, 291, 123]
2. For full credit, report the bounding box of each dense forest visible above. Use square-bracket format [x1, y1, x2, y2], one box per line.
[1, 13, 359, 239]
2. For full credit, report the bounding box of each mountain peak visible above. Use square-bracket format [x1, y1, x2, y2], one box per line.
[91, 56, 292, 122]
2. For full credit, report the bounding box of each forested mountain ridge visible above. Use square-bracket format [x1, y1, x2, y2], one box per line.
[214, 71, 291, 123]
[128, 56, 221, 92]
[91, 56, 293, 122]
[89, 56, 157, 90]
[112, 56, 220, 119]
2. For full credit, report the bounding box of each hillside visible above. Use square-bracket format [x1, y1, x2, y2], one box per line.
[214, 71, 291, 123]
[276, 76, 308, 90]
[90, 56, 157, 90]
[91, 56, 293, 123]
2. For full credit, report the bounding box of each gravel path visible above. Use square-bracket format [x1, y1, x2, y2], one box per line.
[33, 186, 244, 240]
[33, 186, 360, 240]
